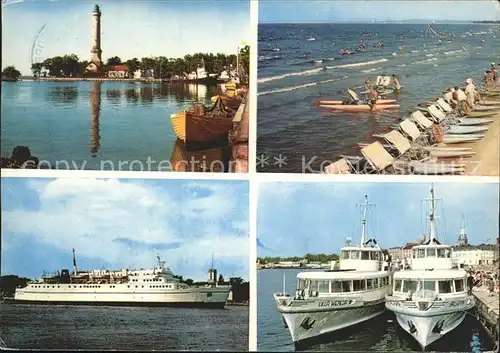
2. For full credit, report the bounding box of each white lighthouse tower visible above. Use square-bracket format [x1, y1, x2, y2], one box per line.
[86, 4, 102, 74]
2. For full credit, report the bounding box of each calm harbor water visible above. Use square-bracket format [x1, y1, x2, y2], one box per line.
[1, 81, 220, 171]
[258, 269, 494, 352]
[0, 303, 248, 350]
[257, 23, 500, 173]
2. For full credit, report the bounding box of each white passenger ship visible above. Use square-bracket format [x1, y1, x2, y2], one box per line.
[13, 250, 230, 308]
[385, 186, 475, 349]
[273, 195, 393, 344]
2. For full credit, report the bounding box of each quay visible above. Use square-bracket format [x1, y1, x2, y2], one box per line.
[230, 91, 249, 173]
[473, 289, 499, 352]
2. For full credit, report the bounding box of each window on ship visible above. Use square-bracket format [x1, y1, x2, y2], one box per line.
[361, 251, 369, 260]
[426, 248, 437, 257]
[366, 279, 374, 290]
[403, 280, 418, 293]
[318, 280, 329, 293]
[331, 280, 342, 293]
[438, 280, 452, 294]
[454, 279, 465, 292]
[394, 279, 402, 292]
[353, 280, 366, 291]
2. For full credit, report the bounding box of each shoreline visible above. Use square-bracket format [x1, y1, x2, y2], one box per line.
[7, 77, 230, 84]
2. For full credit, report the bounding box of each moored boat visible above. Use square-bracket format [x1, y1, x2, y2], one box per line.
[385, 186, 475, 349]
[466, 111, 497, 118]
[446, 125, 489, 135]
[12, 250, 231, 308]
[170, 97, 236, 149]
[273, 195, 393, 345]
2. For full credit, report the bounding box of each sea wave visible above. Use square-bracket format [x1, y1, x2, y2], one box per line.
[413, 57, 439, 65]
[258, 76, 348, 96]
[325, 58, 389, 69]
[258, 67, 324, 84]
[361, 66, 383, 73]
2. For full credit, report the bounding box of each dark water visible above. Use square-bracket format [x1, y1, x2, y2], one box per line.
[257, 23, 500, 173]
[1, 81, 222, 171]
[258, 269, 494, 352]
[0, 303, 248, 351]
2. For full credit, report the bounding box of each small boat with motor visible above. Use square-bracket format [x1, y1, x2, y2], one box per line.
[316, 89, 400, 112]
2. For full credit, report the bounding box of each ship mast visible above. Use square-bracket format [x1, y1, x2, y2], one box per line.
[428, 186, 437, 243]
[72, 248, 78, 275]
[360, 195, 368, 247]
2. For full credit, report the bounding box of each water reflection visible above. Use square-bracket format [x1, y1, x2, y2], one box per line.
[170, 139, 231, 172]
[47, 86, 78, 103]
[90, 81, 101, 156]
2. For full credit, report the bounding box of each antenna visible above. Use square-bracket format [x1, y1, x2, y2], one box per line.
[360, 195, 369, 247]
[72, 248, 78, 275]
[428, 185, 437, 242]
[211, 253, 214, 270]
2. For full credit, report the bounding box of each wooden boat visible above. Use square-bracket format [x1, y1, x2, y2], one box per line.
[411, 164, 465, 175]
[424, 147, 475, 158]
[317, 99, 396, 105]
[457, 118, 494, 126]
[442, 134, 484, 144]
[318, 103, 400, 111]
[472, 105, 500, 111]
[447, 125, 489, 134]
[170, 97, 235, 147]
[466, 111, 497, 118]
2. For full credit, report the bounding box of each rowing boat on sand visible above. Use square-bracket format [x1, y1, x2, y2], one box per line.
[466, 111, 497, 118]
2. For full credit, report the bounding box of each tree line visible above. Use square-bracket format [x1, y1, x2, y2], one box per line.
[27, 46, 249, 82]
[258, 253, 339, 264]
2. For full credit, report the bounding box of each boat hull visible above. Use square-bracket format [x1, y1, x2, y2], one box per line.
[466, 111, 497, 118]
[13, 286, 230, 308]
[457, 118, 494, 126]
[317, 99, 396, 105]
[318, 104, 400, 111]
[393, 311, 466, 348]
[447, 125, 488, 134]
[5, 298, 227, 308]
[472, 105, 500, 111]
[442, 134, 484, 144]
[281, 301, 386, 343]
[170, 111, 234, 147]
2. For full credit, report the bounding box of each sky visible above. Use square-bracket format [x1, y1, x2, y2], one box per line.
[1, 177, 249, 281]
[257, 182, 499, 258]
[1, 0, 251, 75]
[259, 0, 500, 23]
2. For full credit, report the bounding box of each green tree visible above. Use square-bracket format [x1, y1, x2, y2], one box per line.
[2, 66, 22, 81]
[218, 274, 225, 285]
[238, 45, 250, 84]
[125, 58, 140, 77]
[106, 56, 122, 66]
[31, 63, 43, 78]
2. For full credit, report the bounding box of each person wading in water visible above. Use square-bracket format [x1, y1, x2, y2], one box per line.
[368, 88, 378, 109]
[392, 74, 401, 91]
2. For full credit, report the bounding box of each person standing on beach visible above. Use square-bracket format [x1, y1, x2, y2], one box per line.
[364, 78, 373, 90]
[465, 79, 476, 108]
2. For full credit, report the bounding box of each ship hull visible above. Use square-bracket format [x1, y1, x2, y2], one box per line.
[393, 311, 466, 348]
[280, 300, 386, 343]
[13, 286, 230, 308]
[6, 298, 226, 309]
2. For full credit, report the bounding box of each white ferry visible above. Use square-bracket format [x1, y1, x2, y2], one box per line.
[12, 250, 230, 308]
[385, 186, 475, 349]
[273, 195, 393, 344]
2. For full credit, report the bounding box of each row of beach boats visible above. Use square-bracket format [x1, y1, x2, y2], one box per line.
[321, 84, 500, 175]
[273, 186, 477, 350]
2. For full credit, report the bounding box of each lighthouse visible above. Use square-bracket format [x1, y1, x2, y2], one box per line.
[86, 5, 102, 73]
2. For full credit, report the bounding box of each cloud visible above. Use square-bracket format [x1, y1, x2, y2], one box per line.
[258, 182, 499, 258]
[2, 178, 249, 281]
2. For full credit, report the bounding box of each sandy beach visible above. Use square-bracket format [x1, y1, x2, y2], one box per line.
[464, 101, 500, 176]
